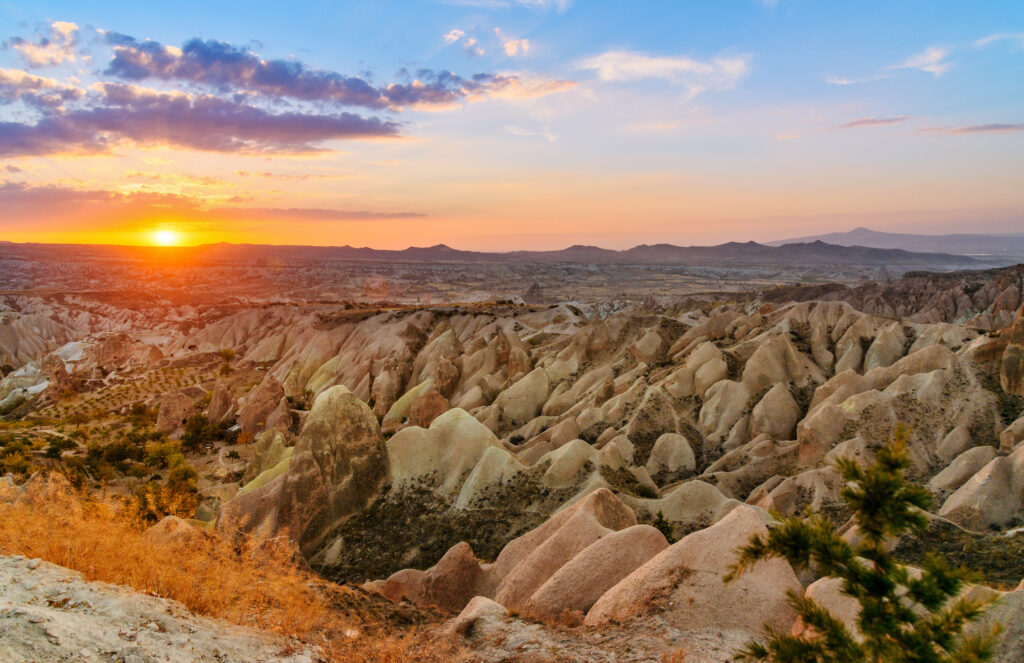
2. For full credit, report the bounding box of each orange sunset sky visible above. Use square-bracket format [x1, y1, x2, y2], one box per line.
[1, 1, 1022, 249]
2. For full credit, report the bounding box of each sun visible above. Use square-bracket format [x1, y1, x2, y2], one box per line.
[152, 229, 180, 246]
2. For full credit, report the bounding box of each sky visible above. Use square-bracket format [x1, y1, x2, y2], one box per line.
[0, 0, 1022, 249]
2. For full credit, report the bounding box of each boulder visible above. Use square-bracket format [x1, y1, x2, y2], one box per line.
[376, 568, 424, 604]
[694, 357, 729, 399]
[864, 323, 907, 372]
[418, 542, 486, 612]
[645, 433, 696, 478]
[388, 408, 501, 494]
[631, 330, 665, 364]
[928, 446, 998, 495]
[749, 384, 801, 440]
[585, 505, 800, 635]
[698, 380, 751, 446]
[408, 389, 449, 428]
[1000, 415, 1024, 452]
[939, 446, 1024, 530]
[144, 515, 201, 547]
[521, 525, 668, 623]
[484, 488, 636, 599]
[937, 426, 973, 463]
[492, 368, 551, 430]
[445, 596, 508, 639]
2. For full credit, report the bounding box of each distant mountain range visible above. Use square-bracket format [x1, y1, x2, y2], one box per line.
[768, 227, 1024, 259]
[0, 239, 992, 269]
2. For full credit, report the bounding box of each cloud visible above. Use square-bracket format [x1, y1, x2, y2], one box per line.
[383, 69, 575, 110]
[975, 33, 1024, 48]
[3, 165, 22, 173]
[103, 34, 569, 109]
[495, 28, 530, 56]
[839, 116, 909, 129]
[444, 29, 466, 44]
[6, 21, 79, 67]
[577, 49, 750, 98]
[920, 123, 1024, 134]
[825, 73, 889, 86]
[890, 46, 950, 76]
[215, 206, 426, 221]
[123, 170, 231, 187]
[0, 68, 83, 108]
[105, 36, 387, 108]
[236, 170, 349, 181]
[0, 181, 425, 223]
[442, 29, 485, 57]
[0, 82, 400, 157]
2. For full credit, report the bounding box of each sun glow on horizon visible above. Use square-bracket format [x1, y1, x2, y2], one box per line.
[151, 229, 181, 246]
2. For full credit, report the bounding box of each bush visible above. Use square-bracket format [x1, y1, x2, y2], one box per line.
[725, 425, 1001, 662]
[145, 439, 184, 469]
[180, 415, 224, 451]
[44, 436, 76, 459]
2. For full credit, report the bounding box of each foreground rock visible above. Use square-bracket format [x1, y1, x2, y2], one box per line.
[0, 555, 317, 663]
[585, 506, 801, 633]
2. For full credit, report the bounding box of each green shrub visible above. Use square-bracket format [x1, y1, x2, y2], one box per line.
[725, 425, 1001, 663]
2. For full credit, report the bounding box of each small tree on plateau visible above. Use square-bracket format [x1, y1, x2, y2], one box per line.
[723, 425, 1001, 663]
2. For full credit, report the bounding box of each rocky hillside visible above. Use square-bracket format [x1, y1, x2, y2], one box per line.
[4, 268, 1024, 660]
[763, 263, 1024, 328]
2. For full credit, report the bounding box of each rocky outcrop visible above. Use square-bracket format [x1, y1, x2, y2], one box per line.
[0, 555, 317, 663]
[237, 374, 289, 436]
[224, 386, 389, 554]
[585, 506, 801, 633]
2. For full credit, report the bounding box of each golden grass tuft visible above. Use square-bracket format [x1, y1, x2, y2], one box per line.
[0, 475, 461, 662]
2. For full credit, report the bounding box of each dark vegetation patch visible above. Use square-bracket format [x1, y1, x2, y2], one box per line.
[599, 466, 657, 498]
[788, 321, 813, 356]
[893, 518, 1024, 589]
[318, 465, 585, 583]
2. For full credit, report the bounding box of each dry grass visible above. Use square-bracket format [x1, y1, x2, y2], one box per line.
[0, 475, 462, 662]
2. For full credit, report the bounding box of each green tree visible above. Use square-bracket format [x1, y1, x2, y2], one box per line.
[724, 425, 1001, 663]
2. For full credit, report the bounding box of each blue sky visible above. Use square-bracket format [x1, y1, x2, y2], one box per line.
[1, 0, 1022, 248]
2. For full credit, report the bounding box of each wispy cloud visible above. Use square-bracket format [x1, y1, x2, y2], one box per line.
[839, 116, 909, 129]
[577, 50, 750, 99]
[5, 21, 78, 67]
[920, 123, 1024, 134]
[890, 46, 951, 76]
[825, 73, 890, 86]
[0, 182, 425, 222]
[975, 33, 1024, 48]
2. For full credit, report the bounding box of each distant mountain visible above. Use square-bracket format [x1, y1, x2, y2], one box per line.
[768, 227, 1024, 259]
[0, 239, 989, 269]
